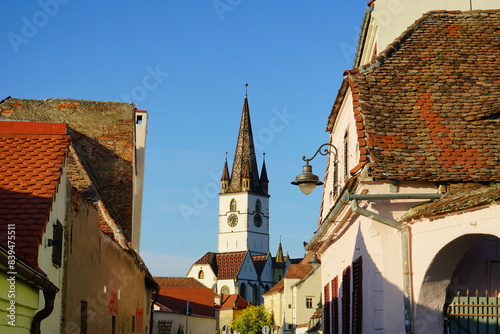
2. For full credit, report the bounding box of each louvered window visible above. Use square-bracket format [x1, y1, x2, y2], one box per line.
[341, 266, 351, 334]
[331, 277, 339, 334]
[352, 256, 363, 334]
[323, 282, 331, 334]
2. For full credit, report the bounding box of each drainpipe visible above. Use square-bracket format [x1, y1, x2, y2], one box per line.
[348, 193, 442, 334]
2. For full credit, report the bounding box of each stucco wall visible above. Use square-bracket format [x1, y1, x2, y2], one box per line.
[62, 190, 153, 334]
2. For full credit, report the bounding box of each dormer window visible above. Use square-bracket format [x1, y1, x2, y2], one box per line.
[230, 199, 237, 211]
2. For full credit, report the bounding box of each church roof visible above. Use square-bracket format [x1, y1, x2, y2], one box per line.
[195, 251, 248, 280]
[251, 254, 269, 277]
[227, 96, 264, 194]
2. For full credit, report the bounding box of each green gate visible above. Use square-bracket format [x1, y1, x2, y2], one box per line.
[446, 290, 500, 333]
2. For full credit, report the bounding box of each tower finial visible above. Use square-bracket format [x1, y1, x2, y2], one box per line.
[263, 152, 266, 162]
[225, 151, 228, 162]
[245, 83, 248, 98]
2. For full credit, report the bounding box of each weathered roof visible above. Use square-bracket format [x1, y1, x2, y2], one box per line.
[401, 183, 500, 222]
[0, 98, 138, 239]
[0, 121, 70, 272]
[329, 10, 500, 183]
[227, 97, 265, 194]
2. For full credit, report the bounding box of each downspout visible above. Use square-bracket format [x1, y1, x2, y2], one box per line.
[31, 289, 57, 334]
[348, 193, 442, 334]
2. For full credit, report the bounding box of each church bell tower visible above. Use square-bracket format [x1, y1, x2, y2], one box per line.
[217, 86, 270, 255]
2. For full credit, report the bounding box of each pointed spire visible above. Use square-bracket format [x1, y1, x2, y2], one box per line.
[260, 153, 269, 194]
[228, 84, 262, 194]
[220, 152, 230, 193]
[275, 238, 284, 263]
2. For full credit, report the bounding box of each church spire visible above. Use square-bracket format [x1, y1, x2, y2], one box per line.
[260, 153, 269, 195]
[220, 152, 230, 193]
[228, 84, 263, 194]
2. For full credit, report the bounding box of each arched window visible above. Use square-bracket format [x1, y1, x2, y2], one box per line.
[221, 285, 230, 295]
[255, 199, 261, 213]
[198, 270, 204, 279]
[239, 283, 246, 300]
[230, 199, 237, 211]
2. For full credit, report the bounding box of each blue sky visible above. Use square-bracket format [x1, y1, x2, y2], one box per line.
[1, 1, 367, 276]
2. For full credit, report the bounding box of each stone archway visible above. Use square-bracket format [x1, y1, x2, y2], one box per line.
[414, 234, 497, 333]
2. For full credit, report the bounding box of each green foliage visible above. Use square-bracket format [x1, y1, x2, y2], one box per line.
[230, 305, 272, 334]
[177, 324, 184, 334]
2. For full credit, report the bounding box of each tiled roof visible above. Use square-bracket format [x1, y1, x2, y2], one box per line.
[401, 183, 500, 222]
[263, 278, 284, 296]
[154, 277, 208, 289]
[285, 264, 313, 279]
[194, 251, 248, 280]
[0, 121, 70, 272]
[252, 254, 268, 276]
[227, 97, 265, 194]
[0, 98, 138, 239]
[155, 286, 215, 318]
[220, 294, 251, 310]
[329, 10, 500, 183]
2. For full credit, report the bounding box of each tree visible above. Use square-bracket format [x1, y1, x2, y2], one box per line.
[230, 305, 272, 334]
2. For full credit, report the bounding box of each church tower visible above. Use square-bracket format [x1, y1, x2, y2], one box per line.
[218, 88, 270, 255]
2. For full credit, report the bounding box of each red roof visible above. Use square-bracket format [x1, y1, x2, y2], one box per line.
[285, 264, 313, 279]
[0, 121, 70, 272]
[154, 277, 208, 289]
[328, 10, 500, 183]
[195, 251, 247, 280]
[220, 294, 251, 310]
[155, 286, 215, 318]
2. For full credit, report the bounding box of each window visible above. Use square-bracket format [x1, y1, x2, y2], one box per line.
[341, 266, 351, 334]
[230, 199, 237, 211]
[255, 199, 261, 212]
[331, 277, 339, 334]
[221, 285, 230, 295]
[52, 220, 63, 267]
[352, 257, 363, 334]
[324, 283, 331, 334]
[239, 283, 246, 300]
[306, 297, 313, 309]
[80, 301, 88, 334]
[198, 269, 204, 279]
[343, 132, 349, 180]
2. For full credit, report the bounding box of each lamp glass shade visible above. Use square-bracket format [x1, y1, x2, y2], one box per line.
[299, 182, 317, 195]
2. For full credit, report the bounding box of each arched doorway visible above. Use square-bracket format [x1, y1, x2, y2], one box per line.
[415, 234, 500, 333]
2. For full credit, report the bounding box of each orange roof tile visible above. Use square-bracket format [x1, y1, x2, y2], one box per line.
[154, 277, 208, 289]
[0, 121, 70, 272]
[220, 294, 251, 310]
[155, 285, 215, 318]
[285, 264, 313, 279]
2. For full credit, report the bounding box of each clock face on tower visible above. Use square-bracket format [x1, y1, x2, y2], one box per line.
[253, 214, 262, 227]
[227, 214, 238, 227]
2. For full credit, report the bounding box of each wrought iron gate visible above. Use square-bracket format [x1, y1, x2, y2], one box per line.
[446, 290, 500, 333]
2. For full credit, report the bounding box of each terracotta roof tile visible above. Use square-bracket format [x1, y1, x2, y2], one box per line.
[154, 277, 208, 289]
[331, 10, 500, 183]
[220, 294, 251, 310]
[285, 264, 313, 279]
[155, 286, 215, 318]
[0, 121, 70, 272]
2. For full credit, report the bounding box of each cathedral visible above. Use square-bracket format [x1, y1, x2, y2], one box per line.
[186, 90, 289, 305]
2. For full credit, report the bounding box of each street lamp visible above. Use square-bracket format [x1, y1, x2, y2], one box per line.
[291, 143, 338, 195]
